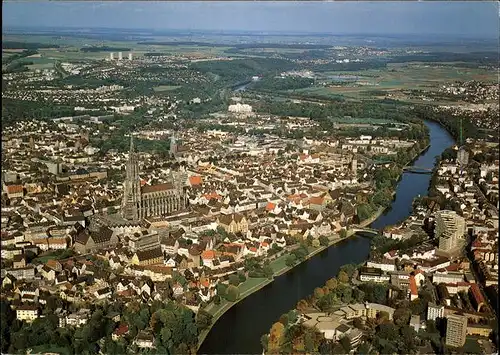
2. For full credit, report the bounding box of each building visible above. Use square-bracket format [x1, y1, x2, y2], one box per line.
[435, 210, 466, 252]
[128, 52, 133, 60]
[217, 213, 249, 234]
[427, 303, 445, 321]
[110, 52, 114, 60]
[445, 314, 467, 348]
[359, 267, 390, 283]
[16, 305, 39, 323]
[121, 136, 186, 221]
[169, 133, 178, 158]
[457, 147, 469, 168]
[118, 52, 123, 60]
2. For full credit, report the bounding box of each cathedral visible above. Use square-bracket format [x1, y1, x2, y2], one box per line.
[121, 135, 187, 221]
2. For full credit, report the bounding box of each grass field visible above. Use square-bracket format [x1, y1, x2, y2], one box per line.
[153, 85, 182, 92]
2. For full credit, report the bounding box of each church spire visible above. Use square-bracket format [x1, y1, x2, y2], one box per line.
[130, 134, 134, 154]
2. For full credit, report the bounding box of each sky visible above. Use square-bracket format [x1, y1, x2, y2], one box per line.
[2, 1, 499, 38]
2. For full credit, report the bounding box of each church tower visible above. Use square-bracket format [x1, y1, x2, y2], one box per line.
[121, 135, 141, 220]
[169, 132, 177, 158]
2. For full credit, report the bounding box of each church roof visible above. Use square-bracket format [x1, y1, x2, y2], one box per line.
[142, 183, 175, 194]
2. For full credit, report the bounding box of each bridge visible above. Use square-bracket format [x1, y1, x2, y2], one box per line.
[403, 166, 433, 174]
[350, 226, 380, 235]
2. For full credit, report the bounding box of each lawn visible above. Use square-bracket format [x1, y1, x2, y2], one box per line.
[238, 276, 268, 296]
[29, 344, 72, 355]
[153, 85, 182, 92]
[270, 254, 289, 274]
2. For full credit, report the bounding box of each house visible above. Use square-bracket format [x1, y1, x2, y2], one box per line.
[12, 254, 26, 269]
[73, 227, 118, 253]
[94, 287, 112, 300]
[112, 324, 129, 341]
[218, 213, 249, 234]
[131, 247, 164, 266]
[134, 330, 155, 349]
[201, 250, 216, 268]
[15, 304, 39, 323]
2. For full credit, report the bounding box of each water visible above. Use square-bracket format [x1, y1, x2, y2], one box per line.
[371, 120, 454, 229]
[199, 120, 455, 354]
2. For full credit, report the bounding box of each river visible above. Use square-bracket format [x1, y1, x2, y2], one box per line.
[199, 120, 454, 354]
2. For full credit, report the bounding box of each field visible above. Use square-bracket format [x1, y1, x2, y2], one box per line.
[303, 63, 498, 100]
[2, 34, 233, 64]
[153, 85, 182, 92]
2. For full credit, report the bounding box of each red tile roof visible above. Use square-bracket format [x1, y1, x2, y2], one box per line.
[266, 202, 276, 211]
[470, 283, 485, 305]
[114, 324, 129, 336]
[7, 185, 23, 194]
[409, 275, 418, 296]
[201, 250, 216, 260]
[189, 176, 202, 186]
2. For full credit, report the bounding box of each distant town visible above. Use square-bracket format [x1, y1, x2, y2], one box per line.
[1, 19, 499, 355]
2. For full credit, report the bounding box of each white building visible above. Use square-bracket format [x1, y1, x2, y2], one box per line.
[128, 53, 133, 61]
[427, 303, 445, 321]
[228, 103, 252, 113]
[118, 52, 123, 61]
[435, 210, 466, 252]
[16, 305, 39, 323]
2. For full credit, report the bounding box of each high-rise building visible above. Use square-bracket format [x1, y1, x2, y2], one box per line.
[121, 135, 186, 221]
[118, 52, 123, 61]
[445, 314, 467, 348]
[110, 52, 114, 60]
[351, 158, 357, 175]
[435, 210, 466, 252]
[128, 53, 133, 61]
[427, 303, 445, 321]
[457, 147, 469, 167]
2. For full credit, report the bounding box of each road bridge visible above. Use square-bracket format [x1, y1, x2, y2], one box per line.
[403, 166, 433, 174]
[350, 227, 379, 235]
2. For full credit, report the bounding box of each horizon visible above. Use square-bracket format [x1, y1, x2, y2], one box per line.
[2, 1, 499, 39]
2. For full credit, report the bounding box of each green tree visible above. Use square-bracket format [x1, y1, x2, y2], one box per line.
[338, 270, 349, 284]
[229, 274, 240, 286]
[225, 285, 240, 302]
[319, 235, 329, 246]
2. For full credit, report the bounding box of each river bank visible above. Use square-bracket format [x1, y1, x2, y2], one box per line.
[197, 206, 384, 350]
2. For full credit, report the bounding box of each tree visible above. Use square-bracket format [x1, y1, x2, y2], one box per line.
[353, 318, 364, 330]
[213, 295, 221, 305]
[228, 274, 240, 286]
[278, 313, 289, 326]
[314, 287, 325, 299]
[296, 299, 309, 312]
[196, 310, 213, 331]
[237, 272, 247, 283]
[356, 342, 371, 355]
[225, 285, 240, 302]
[393, 307, 412, 327]
[325, 278, 338, 291]
[340, 264, 357, 279]
[319, 235, 329, 246]
[338, 270, 349, 284]
[339, 229, 347, 238]
[339, 335, 352, 353]
[260, 334, 269, 352]
[268, 322, 285, 353]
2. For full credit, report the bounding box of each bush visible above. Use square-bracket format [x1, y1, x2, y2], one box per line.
[225, 285, 240, 302]
[228, 274, 240, 287]
[319, 235, 330, 246]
